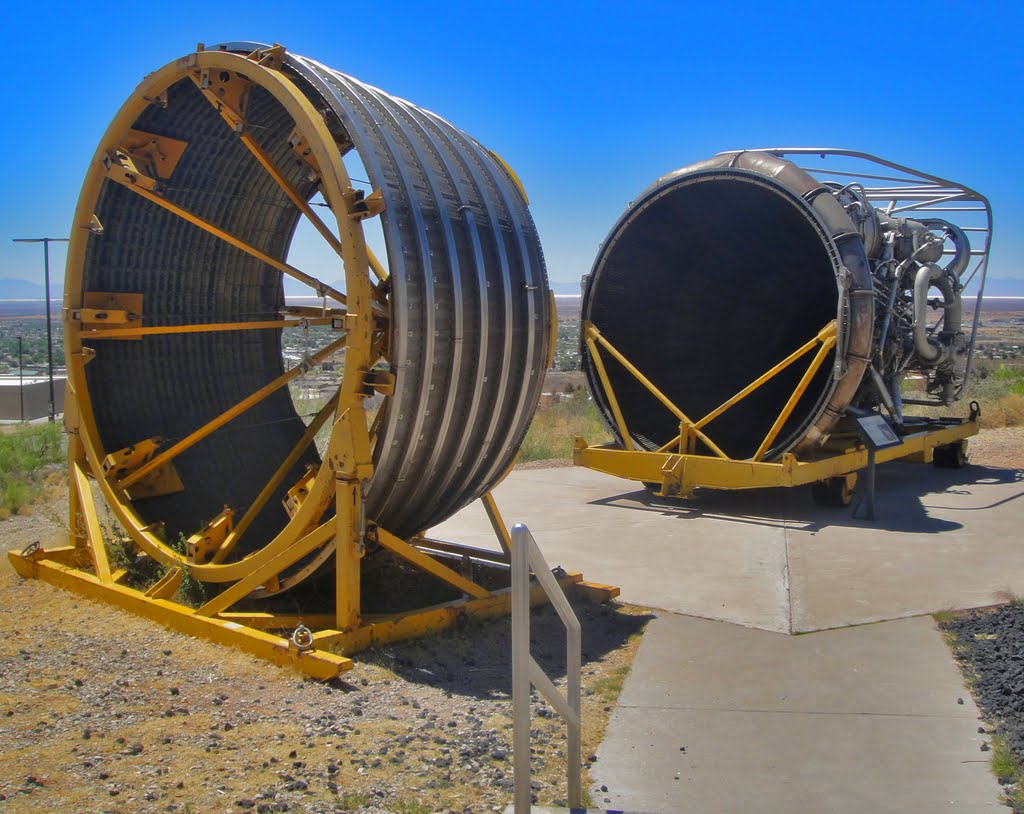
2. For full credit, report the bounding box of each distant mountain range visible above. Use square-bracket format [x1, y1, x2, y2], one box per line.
[0, 278, 61, 299]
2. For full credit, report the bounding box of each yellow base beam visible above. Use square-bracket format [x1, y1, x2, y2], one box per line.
[7, 549, 351, 680]
[8, 545, 619, 681]
[574, 420, 980, 497]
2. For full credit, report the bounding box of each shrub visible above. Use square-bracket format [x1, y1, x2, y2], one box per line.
[0, 422, 66, 518]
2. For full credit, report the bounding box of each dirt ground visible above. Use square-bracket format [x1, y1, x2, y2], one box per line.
[0, 427, 1020, 814]
[0, 487, 650, 814]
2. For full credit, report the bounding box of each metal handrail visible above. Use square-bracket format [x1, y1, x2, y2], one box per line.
[512, 523, 581, 812]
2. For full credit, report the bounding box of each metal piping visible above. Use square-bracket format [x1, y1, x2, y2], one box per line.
[912, 263, 961, 366]
[923, 218, 971, 279]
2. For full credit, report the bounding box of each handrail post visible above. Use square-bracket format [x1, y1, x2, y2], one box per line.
[512, 525, 533, 813]
[512, 523, 582, 812]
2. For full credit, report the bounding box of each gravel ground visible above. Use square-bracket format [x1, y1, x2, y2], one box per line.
[940, 606, 1024, 811]
[936, 426, 1024, 812]
[0, 461, 645, 814]
[0, 522, 650, 814]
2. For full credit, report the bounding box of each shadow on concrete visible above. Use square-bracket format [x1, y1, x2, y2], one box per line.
[355, 597, 653, 700]
[587, 462, 1023, 535]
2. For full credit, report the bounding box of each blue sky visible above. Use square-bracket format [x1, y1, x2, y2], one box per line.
[1, 0, 1021, 291]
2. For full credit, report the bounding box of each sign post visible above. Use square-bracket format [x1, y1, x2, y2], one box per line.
[853, 414, 904, 521]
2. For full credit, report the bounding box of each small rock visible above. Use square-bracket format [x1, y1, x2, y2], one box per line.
[981, 742, 990, 752]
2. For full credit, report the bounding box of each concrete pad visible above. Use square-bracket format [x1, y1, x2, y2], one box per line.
[432, 467, 792, 631]
[787, 462, 1024, 631]
[432, 460, 1024, 633]
[594, 613, 1004, 813]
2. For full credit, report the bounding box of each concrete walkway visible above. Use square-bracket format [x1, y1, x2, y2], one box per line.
[431, 459, 1024, 813]
[594, 614, 1000, 813]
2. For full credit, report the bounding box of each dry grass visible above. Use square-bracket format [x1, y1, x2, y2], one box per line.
[978, 394, 1024, 428]
[904, 365, 1024, 429]
[521, 392, 611, 462]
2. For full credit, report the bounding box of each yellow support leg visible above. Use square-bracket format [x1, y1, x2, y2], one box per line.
[335, 478, 363, 632]
[71, 461, 112, 583]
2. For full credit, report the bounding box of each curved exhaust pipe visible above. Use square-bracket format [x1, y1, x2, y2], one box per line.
[913, 262, 962, 367]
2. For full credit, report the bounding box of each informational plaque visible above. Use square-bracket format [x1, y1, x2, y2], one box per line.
[854, 414, 903, 451]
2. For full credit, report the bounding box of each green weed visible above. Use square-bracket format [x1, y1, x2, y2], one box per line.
[932, 608, 960, 625]
[170, 532, 206, 605]
[387, 799, 431, 814]
[592, 664, 631, 702]
[336, 791, 370, 808]
[992, 735, 1020, 781]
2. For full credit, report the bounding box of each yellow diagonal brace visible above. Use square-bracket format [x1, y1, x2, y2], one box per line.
[213, 391, 340, 563]
[481, 492, 512, 558]
[187, 71, 389, 286]
[197, 521, 335, 617]
[585, 323, 728, 459]
[118, 334, 346, 491]
[696, 321, 837, 430]
[375, 527, 491, 599]
[71, 462, 112, 583]
[104, 166, 348, 304]
[144, 567, 183, 599]
[585, 334, 633, 451]
[753, 331, 837, 461]
[80, 317, 333, 340]
[237, 132, 389, 284]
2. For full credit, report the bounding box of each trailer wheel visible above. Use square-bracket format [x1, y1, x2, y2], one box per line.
[811, 475, 856, 507]
[933, 441, 968, 469]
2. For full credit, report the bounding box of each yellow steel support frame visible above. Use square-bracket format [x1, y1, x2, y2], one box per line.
[577, 319, 979, 496]
[8, 45, 615, 681]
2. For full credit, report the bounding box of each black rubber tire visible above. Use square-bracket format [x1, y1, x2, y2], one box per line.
[811, 476, 855, 507]
[933, 442, 968, 469]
